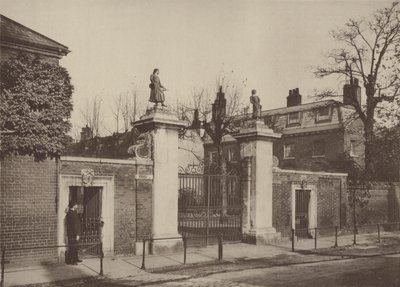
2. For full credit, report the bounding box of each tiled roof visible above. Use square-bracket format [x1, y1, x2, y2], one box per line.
[0, 14, 69, 55]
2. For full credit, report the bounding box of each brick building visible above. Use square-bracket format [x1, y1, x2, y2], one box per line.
[205, 84, 365, 174]
[264, 85, 364, 172]
[0, 15, 70, 265]
[202, 85, 366, 238]
[0, 15, 154, 266]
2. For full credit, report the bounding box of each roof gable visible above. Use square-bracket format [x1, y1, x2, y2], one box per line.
[0, 14, 69, 56]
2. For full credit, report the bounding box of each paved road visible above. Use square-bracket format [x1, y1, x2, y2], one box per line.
[156, 254, 400, 287]
[20, 254, 400, 287]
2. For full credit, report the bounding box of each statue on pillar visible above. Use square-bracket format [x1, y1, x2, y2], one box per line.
[149, 68, 167, 107]
[250, 89, 262, 119]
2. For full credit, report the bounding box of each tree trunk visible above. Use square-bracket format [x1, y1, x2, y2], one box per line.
[364, 82, 376, 179]
[217, 145, 228, 218]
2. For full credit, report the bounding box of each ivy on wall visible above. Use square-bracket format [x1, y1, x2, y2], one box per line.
[0, 54, 74, 160]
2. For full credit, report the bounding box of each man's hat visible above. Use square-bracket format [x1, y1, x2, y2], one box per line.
[68, 201, 77, 208]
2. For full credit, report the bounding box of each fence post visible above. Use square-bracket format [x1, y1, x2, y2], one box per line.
[218, 233, 223, 261]
[291, 229, 295, 252]
[183, 236, 187, 265]
[377, 224, 381, 243]
[141, 238, 146, 270]
[314, 228, 318, 250]
[99, 242, 104, 276]
[1, 248, 5, 287]
[334, 226, 338, 248]
[98, 219, 104, 276]
[353, 224, 357, 245]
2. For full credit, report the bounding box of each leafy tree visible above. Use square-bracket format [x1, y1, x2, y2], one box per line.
[0, 54, 74, 160]
[315, 2, 400, 178]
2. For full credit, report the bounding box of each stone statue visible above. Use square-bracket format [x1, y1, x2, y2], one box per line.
[250, 89, 262, 119]
[149, 68, 167, 107]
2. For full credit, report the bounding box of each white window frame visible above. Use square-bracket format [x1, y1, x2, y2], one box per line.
[284, 143, 295, 159]
[350, 140, 357, 157]
[288, 112, 301, 125]
[312, 140, 325, 158]
[316, 106, 331, 122]
[228, 149, 235, 162]
[210, 151, 218, 163]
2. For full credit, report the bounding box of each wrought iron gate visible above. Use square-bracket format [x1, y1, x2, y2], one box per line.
[295, 189, 310, 238]
[178, 163, 242, 244]
[69, 186, 102, 255]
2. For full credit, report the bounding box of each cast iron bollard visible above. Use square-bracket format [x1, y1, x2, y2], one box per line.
[334, 226, 338, 248]
[99, 242, 104, 276]
[183, 236, 187, 265]
[377, 224, 381, 243]
[218, 233, 223, 261]
[314, 228, 318, 250]
[1, 248, 5, 287]
[98, 220, 104, 276]
[353, 224, 357, 245]
[141, 238, 146, 270]
[291, 229, 295, 252]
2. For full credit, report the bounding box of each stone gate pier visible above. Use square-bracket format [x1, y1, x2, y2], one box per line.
[133, 106, 186, 253]
[233, 119, 282, 244]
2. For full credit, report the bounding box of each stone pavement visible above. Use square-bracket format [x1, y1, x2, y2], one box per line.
[1, 243, 319, 287]
[2, 232, 399, 287]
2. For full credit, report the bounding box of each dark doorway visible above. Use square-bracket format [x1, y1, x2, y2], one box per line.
[69, 186, 102, 255]
[295, 189, 311, 238]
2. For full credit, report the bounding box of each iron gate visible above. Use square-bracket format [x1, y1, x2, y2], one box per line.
[295, 189, 311, 238]
[178, 163, 242, 244]
[69, 186, 102, 255]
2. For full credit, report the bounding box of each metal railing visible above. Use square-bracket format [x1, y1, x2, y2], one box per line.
[290, 221, 400, 252]
[139, 233, 224, 270]
[0, 242, 104, 287]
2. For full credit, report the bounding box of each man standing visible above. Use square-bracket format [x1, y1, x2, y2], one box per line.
[66, 201, 82, 265]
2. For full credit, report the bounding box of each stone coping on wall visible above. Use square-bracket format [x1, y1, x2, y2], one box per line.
[273, 167, 347, 177]
[61, 156, 153, 166]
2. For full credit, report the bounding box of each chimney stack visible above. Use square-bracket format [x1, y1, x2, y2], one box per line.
[343, 78, 361, 106]
[80, 125, 93, 141]
[287, 88, 302, 107]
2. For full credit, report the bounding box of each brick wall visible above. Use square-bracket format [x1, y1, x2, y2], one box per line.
[0, 156, 154, 267]
[274, 130, 345, 172]
[0, 155, 58, 266]
[60, 158, 153, 255]
[272, 168, 347, 237]
[343, 182, 400, 230]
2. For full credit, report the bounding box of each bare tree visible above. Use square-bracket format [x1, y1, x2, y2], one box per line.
[81, 95, 103, 138]
[314, 2, 400, 178]
[181, 81, 244, 167]
[112, 94, 122, 133]
[121, 91, 142, 131]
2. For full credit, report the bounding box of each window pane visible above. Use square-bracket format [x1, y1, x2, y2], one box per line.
[316, 107, 331, 122]
[289, 112, 299, 122]
[350, 140, 356, 156]
[313, 140, 325, 156]
[284, 143, 295, 158]
[318, 107, 330, 116]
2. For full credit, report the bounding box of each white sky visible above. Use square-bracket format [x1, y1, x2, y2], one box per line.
[1, 0, 391, 136]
